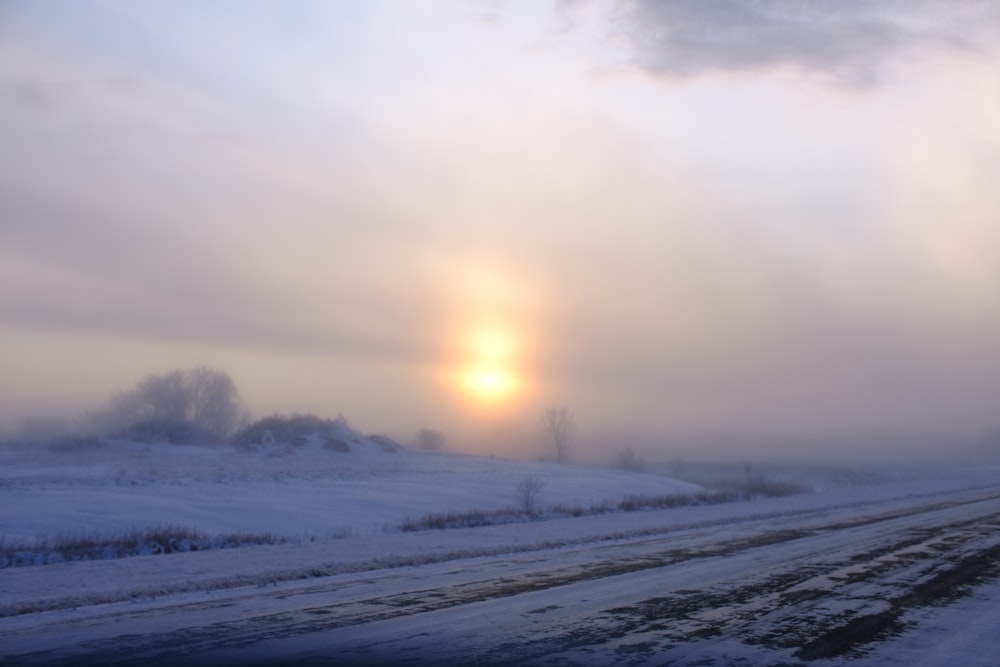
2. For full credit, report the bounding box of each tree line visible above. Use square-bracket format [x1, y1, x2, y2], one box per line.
[10, 366, 580, 461]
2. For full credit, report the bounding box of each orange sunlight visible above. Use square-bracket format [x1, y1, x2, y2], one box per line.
[453, 325, 525, 409]
[439, 260, 541, 416]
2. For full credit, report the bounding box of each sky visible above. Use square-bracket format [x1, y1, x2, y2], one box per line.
[2, 0, 999, 459]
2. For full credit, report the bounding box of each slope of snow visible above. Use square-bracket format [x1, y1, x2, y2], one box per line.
[0, 440, 705, 541]
[1, 443, 996, 618]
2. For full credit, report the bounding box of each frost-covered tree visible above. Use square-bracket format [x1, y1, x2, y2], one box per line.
[93, 366, 248, 441]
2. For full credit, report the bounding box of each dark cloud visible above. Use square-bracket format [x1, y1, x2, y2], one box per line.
[614, 0, 1000, 83]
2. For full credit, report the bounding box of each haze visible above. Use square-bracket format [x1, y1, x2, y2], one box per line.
[2, 1, 999, 459]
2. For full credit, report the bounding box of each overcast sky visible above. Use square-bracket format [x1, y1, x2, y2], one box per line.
[2, 0, 999, 458]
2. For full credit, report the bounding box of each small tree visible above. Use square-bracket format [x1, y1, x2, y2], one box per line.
[540, 406, 575, 463]
[516, 475, 545, 514]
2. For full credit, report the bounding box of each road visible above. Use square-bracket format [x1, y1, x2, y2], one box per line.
[3, 486, 1000, 666]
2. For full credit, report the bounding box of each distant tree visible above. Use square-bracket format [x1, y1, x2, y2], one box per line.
[93, 366, 248, 442]
[616, 446, 646, 473]
[540, 406, 575, 463]
[415, 428, 445, 451]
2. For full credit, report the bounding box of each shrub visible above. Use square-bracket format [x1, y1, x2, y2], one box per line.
[230, 414, 353, 450]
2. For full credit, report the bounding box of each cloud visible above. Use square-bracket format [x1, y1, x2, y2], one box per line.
[613, 0, 1000, 84]
[0, 181, 441, 370]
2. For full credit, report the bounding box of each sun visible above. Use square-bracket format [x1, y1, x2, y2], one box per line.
[463, 366, 516, 400]
[454, 325, 523, 406]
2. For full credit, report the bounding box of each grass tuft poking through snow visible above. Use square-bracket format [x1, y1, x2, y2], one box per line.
[0, 526, 287, 568]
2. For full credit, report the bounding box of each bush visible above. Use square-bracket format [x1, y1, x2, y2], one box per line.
[231, 413, 355, 450]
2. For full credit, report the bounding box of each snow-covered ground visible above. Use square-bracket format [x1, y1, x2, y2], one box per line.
[0, 439, 705, 541]
[2, 440, 1000, 665]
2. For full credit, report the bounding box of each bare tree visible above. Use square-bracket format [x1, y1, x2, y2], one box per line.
[540, 406, 575, 463]
[516, 475, 545, 514]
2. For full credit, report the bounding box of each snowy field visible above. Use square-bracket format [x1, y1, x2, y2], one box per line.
[0, 437, 706, 542]
[2, 439, 1000, 665]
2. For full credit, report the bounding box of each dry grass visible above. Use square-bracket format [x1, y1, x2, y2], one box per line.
[0, 526, 286, 568]
[398, 488, 769, 532]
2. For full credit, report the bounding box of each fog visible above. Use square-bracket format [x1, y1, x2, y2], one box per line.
[2, 1, 1000, 461]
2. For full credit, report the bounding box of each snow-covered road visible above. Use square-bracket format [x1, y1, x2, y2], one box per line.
[4, 483, 1000, 666]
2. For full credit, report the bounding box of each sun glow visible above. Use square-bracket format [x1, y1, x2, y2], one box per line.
[442, 261, 539, 410]
[464, 366, 516, 399]
[455, 325, 523, 405]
